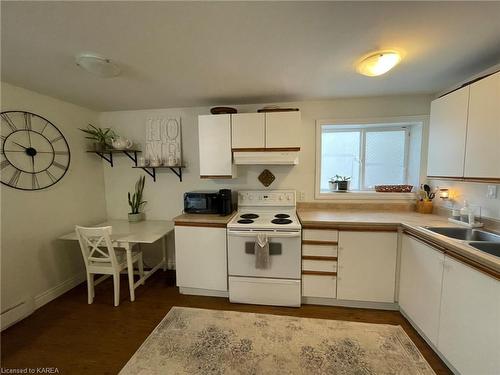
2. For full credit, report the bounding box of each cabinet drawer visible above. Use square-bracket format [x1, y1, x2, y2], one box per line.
[302, 274, 337, 299]
[303, 244, 338, 257]
[302, 259, 337, 273]
[303, 229, 338, 242]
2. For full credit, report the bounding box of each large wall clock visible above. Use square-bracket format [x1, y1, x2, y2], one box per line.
[1, 111, 71, 191]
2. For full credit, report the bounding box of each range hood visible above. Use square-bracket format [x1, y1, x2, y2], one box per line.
[233, 151, 299, 165]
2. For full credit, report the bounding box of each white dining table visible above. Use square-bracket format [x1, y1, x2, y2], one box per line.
[59, 219, 174, 301]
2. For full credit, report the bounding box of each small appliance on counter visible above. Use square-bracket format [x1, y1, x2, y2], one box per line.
[183, 189, 233, 216]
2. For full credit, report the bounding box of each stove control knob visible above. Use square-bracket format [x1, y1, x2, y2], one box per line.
[279, 195, 284, 200]
[248, 195, 254, 200]
[287, 195, 292, 200]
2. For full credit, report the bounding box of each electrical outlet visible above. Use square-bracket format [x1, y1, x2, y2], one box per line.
[297, 191, 305, 201]
[487, 185, 497, 199]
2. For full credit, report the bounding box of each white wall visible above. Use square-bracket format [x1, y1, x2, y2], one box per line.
[431, 180, 500, 220]
[1, 83, 107, 327]
[99, 95, 433, 219]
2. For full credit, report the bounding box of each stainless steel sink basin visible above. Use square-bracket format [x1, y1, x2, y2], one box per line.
[468, 242, 500, 257]
[425, 227, 500, 242]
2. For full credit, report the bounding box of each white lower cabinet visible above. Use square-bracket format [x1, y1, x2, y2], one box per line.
[438, 256, 500, 375]
[337, 231, 398, 303]
[399, 234, 444, 346]
[174, 225, 228, 292]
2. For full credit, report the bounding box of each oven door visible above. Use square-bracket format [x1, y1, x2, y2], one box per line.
[227, 230, 301, 279]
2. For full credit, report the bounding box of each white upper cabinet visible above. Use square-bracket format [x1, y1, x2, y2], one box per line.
[337, 231, 397, 303]
[427, 86, 469, 177]
[231, 113, 265, 149]
[399, 235, 444, 346]
[438, 256, 500, 375]
[198, 114, 236, 178]
[265, 111, 301, 149]
[464, 71, 500, 179]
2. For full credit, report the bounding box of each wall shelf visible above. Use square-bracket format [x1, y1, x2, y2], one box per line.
[86, 149, 141, 167]
[132, 166, 185, 182]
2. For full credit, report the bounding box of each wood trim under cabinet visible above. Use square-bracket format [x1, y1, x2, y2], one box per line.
[174, 221, 227, 228]
[302, 224, 398, 232]
[302, 240, 338, 246]
[427, 176, 500, 183]
[232, 147, 300, 152]
[302, 270, 337, 276]
[200, 175, 233, 179]
[302, 255, 338, 261]
[403, 229, 500, 280]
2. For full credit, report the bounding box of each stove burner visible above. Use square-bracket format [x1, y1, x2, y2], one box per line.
[271, 218, 293, 225]
[240, 213, 259, 219]
[274, 214, 290, 219]
[237, 219, 254, 224]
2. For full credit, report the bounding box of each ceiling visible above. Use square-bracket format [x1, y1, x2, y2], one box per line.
[2, 1, 500, 111]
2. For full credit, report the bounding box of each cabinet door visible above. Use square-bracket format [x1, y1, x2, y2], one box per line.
[265, 111, 301, 148]
[198, 114, 235, 178]
[337, 231, 397, 302]
[464, 71, 500, 178]
[231, 113, 265, 149]
[438, 256, 500, 375]
[427, 86, 469, 177]
[399, 235, 444, 345]
[175, 226, 228, 291]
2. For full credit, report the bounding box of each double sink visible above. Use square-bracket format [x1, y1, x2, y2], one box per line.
[424, 227, 500, 258]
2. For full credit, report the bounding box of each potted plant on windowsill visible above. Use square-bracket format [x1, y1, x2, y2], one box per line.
[79, 124, 116, 152]
[330, 175, 351, 192]
[128, 176, 146, 222]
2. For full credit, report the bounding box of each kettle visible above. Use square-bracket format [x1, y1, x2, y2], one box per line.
[111, 137, 133, 150]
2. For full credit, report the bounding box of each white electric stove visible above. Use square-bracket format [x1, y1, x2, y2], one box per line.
[227, 190, 302, 307]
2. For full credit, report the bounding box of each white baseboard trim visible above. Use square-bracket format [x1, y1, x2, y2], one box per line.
[179, 287, 228, 298]
[302, 296, 399, 310]
[34, 272, 86, 309]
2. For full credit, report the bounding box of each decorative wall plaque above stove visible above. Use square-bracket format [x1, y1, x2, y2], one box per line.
[258, 169, 275, 187]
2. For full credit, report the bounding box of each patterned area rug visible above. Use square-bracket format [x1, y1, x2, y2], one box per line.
[120, 307, 435, 374]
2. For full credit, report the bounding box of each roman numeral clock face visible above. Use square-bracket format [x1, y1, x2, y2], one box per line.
[1, 111, 70, 190]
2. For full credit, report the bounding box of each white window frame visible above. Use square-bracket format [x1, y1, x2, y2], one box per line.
[315, 116, 426, 200]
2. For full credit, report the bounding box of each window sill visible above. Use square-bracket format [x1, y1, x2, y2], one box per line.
[316, 191, 417, 201]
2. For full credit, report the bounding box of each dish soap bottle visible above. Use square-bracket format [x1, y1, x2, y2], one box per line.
[460, 201, 470, 223]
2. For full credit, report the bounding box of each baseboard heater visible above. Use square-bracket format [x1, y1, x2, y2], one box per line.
[1, 297, 35, 331]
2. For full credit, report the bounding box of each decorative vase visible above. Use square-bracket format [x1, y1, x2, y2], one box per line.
[128, 212, 145, 222]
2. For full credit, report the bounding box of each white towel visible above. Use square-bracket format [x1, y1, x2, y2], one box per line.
[255, 233, 270, 269]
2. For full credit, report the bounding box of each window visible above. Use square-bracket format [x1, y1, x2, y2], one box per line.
[317, 118, 423, 196]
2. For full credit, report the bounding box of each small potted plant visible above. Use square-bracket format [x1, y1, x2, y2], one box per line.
[128, 176, 146, 222]
[330, 175, 351, 191]
[79, 124, 116, 152]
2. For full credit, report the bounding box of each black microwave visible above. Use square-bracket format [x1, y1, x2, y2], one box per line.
[183, 191, 223, 214]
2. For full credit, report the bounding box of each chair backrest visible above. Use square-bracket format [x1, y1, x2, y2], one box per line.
[75, 226, 119, 269]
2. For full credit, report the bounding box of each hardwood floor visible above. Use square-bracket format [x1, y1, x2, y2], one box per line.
[1, 271, 451, 374]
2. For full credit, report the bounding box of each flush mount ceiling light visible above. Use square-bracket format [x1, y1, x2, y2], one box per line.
[356, 50, 402, 77]
[75, 53, 121, 78]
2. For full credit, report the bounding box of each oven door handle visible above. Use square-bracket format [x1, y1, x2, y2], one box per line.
[228, 231, 301, 238]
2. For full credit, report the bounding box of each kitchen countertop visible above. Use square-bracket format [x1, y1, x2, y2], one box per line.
[173, 212, 237, 227]
[297, 209, 500, 277]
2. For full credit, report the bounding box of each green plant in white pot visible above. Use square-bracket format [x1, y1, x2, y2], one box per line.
[330, 175, 351, 191]
[128, 176, 146, 222]
[79, 124, 116, 152]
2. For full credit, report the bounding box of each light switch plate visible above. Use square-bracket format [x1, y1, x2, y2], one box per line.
[487, 185, 497, 199]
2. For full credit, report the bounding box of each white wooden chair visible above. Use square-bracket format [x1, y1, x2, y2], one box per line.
[75, 225, 144, 307]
